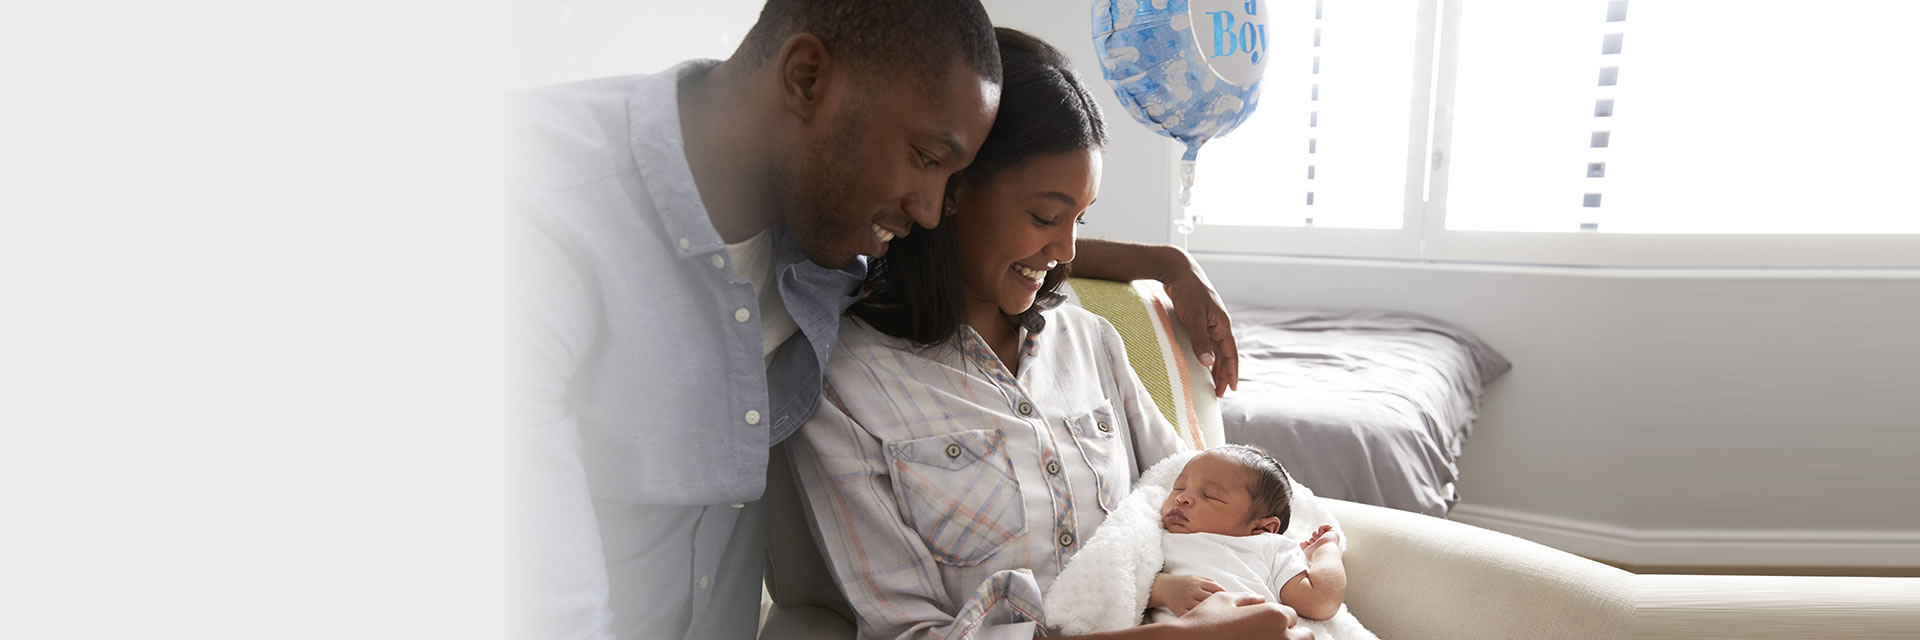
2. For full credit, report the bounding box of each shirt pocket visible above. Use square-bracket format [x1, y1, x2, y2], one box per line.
[1066, 404, 1131, 513]
[884, 429, 1028, 567]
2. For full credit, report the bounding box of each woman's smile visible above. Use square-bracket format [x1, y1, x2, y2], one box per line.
[1012, 262, 1052, 291]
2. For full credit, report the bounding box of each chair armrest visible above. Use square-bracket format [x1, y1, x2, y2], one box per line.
[1325, 498, 1635, 640]
[759, 604, 856, 640]
[1634, 574, 1920, 640]
[1064, 278, 1225, 449]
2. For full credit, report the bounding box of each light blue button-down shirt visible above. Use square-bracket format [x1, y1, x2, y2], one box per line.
[511, 60, 864, 640]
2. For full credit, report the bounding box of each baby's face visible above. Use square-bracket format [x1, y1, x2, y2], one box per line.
[1160, 452, 1260, 536]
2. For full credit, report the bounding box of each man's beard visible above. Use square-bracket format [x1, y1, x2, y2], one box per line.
[779, 113, 866, 269]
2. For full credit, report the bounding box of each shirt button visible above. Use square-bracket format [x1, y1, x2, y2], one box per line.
[1018, 402, 1033, 416]
[710, 254, 726, 269]
[1058, 532, 1075, 548]
[745, 410, 762, 425]
[1045, 460, 1060, 475]
[735, 308, 751, 323]
[945, 444, 962, 458]
[1098, 421, 1112, 433]
[698, 575, 711, 590]
[678, 237, 690, 250]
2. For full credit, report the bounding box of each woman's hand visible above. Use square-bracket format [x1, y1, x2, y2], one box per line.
[1158, 248, 1239, 396]
[1067, 239, 1241, 396]
[1150, 573, 1225, 616]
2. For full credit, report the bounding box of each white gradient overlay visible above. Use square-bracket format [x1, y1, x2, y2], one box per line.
[3, 2, 506, 638]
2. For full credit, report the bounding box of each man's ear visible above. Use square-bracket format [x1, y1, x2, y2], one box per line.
[1251, 516, 1283, 535]
[943, 178, 969, 220]
[776, 33, 834, 123]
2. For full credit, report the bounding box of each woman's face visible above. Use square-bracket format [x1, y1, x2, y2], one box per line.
[949, 148, 1102, 318]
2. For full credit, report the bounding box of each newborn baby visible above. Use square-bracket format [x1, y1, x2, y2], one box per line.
[1147, 445, 1348, 622]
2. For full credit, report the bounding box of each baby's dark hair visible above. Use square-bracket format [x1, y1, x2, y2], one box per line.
[1210, 444, 1293, 534]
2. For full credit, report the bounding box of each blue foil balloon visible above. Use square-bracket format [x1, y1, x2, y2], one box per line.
[1094, 0, 1272, 228]
[1094, 0, 1271, 161]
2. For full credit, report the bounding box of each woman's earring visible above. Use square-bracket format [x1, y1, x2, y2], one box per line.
[942, 199, 957, 217]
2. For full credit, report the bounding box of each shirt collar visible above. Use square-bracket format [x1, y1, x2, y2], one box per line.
[628, 59, 868, 285]
[957, 324, 1043, 386]
[627, 59, 725, 260]
[770, 224, 868, 284]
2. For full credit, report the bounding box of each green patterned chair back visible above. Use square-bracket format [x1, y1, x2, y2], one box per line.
[1063, 278, 1225, 450]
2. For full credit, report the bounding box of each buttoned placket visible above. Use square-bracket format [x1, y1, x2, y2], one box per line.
[686, 503, 743, 623]
[699, 246, 769, 440]
[961, 327, 1080, 570]
[694, 244, 770, 621]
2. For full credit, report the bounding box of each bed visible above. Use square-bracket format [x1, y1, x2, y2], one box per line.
[1220, 306, 1511, 517]
[1060, 279, 1508, 517]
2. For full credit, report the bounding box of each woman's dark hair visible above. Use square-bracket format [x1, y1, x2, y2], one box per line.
[1211, 444, 1294, 534]
[852, 27, 1109, 345]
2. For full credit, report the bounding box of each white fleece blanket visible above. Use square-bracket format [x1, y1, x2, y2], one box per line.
[1042, 450, 1379, 639]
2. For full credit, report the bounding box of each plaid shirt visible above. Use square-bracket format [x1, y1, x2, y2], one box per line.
[788, 306, 1191, 639]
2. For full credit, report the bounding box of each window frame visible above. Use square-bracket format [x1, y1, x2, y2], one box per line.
[1182, 0, 1920, 269]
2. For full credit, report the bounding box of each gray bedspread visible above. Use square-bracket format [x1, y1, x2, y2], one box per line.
[1221, 307, 1511, 517]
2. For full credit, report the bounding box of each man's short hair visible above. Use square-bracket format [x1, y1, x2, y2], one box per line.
[742, 0, 1002, 88]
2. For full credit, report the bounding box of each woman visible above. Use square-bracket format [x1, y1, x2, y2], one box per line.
[787, 28, 1308, 640]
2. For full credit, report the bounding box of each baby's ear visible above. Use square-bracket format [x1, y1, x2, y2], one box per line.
[1251, 516, 1283, 535]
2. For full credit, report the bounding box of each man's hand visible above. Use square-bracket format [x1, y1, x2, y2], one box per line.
[1166, 591, 1313, 640]
[1150, 573, 1224, 616]
[1159, 249, 1239, 397]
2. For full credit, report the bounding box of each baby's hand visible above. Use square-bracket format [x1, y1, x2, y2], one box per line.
[1300, 523, 1343, 556]
[1151, 573, 1225, 617]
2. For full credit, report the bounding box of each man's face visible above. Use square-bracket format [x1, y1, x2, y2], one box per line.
[780, 61, 999, 269]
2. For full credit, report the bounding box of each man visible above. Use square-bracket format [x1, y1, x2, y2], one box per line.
[512, 2, 1279, 638]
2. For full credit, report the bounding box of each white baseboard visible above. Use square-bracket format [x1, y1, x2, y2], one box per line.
[1448, 503, 1920, 568]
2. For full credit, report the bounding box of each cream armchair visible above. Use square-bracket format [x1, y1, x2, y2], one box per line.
[1332, 496, 1920, 640]
[760, 279, 1920, 639]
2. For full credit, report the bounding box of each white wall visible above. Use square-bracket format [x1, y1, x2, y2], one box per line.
[508, 0, 765, 87]
[1194, 256, 1920, 568]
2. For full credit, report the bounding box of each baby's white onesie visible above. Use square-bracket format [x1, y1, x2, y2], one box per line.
[1150, 531, 1308, 623]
